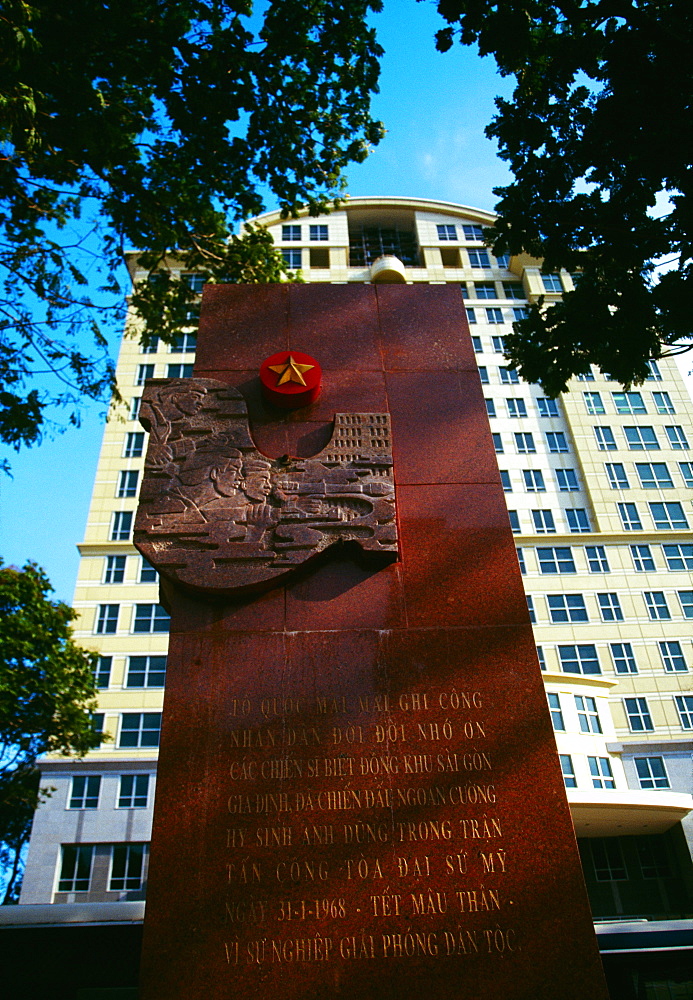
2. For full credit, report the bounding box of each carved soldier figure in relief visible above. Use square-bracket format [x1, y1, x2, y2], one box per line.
[134, 378, 398, 596]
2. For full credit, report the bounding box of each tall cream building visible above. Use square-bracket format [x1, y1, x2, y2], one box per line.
[12, 198, 693, 994]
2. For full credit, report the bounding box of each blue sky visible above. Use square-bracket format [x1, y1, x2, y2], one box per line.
[0, 1, 690, 603]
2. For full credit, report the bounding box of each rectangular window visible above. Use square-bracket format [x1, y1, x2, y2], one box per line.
[282, 249, 302, 268]
[95, 604, 119, 634]
[500, 470, 512, 492]
[181, 273, 205, 294]
[133, 604, 171, 633]
[634, 757, 669, 790]
[309, 247, 329, 268]
[124, 433, 144, 459]
[138, 559, 156, 584]
[104, 555, 126, 584]
[118, 775, 150, 809]
[94, 656, 112, 688]
[167, 363, 194, 379]
[591, 840, 627, 881]
[515, 432, 535, 454]
[536, 646, 546, 670]
[466, 307, 477, 324]
[558, 644, 601, 674]
[507, 398, 527, 418]
[645, 360, 662, 380]
[492, 433, 503, 454]
[546, 432, 569, 453]
[119, 713, 162, 748]
[126, 655, 167, 688]
[109, 843, 148, 891]
[475, 282, 497, 300]
[111, 511, 133, 541]
[485, 398, 496, 418]
[117, 470, 139, 498]
[617, 502, 642, 531]
[652, 391, 675, 414]
[624, 426, 660, 450]
[630, 543, 655, 571]
[141, 337, 159, 354]
[613, 391, 646, 415]
[129, 397, 141, 421]
[437, 224, 457, 240]
[486, 307, 503, 323]
[499, 366, 519, 384]
[547, 693, 565, 731]
[69, 776, 101, 810]
[605, 463, 629, 489]
[309, 224, 328, 241]
[136, 364, 154, 386]
[516, 547, 525, 573]
[282, 224, 301, 241]
[679, 462, 693, 487]
[513, 306, 529, 321]
[585, 545, 609, 572]
[462, 224, 484, 240]
[659, 640, 687, 672]
[636, 462, 673, 488]
[532, 509, 556, 534]
[478, 365, 489, 384]
[171, 332, 197, 353]
[566, 509, 590, 533]
[588, 758, 615, 789]
[502, 282, 525, 300]
[584, 392, 605, 414]
[597, 592, 623, 622]
[678, 591, 693, 618]
[542, 274, 562, 293]
[624, 697, 654, 732]
[537, 546, 575, 574]
[649, 501, 688, 530]
[469, 249, 491, 268]
[559, 755, 577, 788]
[674, 695, 693, 729]
[556, 468, 578, 491]
[548, 594, 588, 623]
[523, 469, 545, 492]
[58, 845, 94, 893]
[526, 595, 536, 623]
[594, 426, 616, 451]
[644, 591, 670, 620]
[610, 642, 637, 674]
[508, 510, 520, 532]
[576, 370, 596, 381]
[665, 425, 689, 449]
[662, 543, 693, 570]
[491, 335, 506, 352]
[581, 672, 610, 716]
[471, 335, 482, 352]
[537, 397, 559, 418]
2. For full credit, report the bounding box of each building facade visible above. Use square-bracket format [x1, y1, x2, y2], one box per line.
[15, 197, 693, 993]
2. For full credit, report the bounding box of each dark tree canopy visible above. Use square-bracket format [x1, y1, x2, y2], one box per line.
[431, 0, 693, 395]
[0, 559, 100, 900]
[0, 0, 384, 449]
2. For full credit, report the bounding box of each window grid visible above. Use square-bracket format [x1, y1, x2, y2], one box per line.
[634, 757, 669, 790]
[111, 511, 133, 541]
[576, 695, 602, 734]
[486, 307, 503, 323]
[547, 693, 565, 731]
[133, 604, 171, 634]
[652, 391, 674, 414]
[558, 645, 600, 674]
[515, 432, 535, 454]
[126, 655, 167, 688]
[594, 426, 617, 451]
[679, 462, 693, 488]
[585, 545, 609, 573]
[678, 591, 693, 619]
[548, 594, 588, 623]
[537, 397, 559, 418]
[94, 656, 112, 688]
[96, 604, 119, 635]
[536, 546, 575, 574]
[469, 249, 491, 268]
[109, 844, 147, 891]
[665, 426, 689, 450]
[500, 470, 512, 492]
[597, 592, 623, 622]
[507, 398, 527, 418]
[566, 508, 590, 533]
[136, 364, 154, 386]
[588, 757, 615, 789]
[559, 755, 577, 788]
[119, 713, 162, 748]
[69, 776, 101, 809]
[523, 469, 545, 492]
[546, 432, 569, 453]
[617, 502, 642, 531]
[662, 544, 693, 571]
[630, 544, 655, 571]
[532, 509, 556, 534]
[605, 463, 629, 489]
[659, 640, 687, 672]
[613, 391, 646, 415]
[117, 470, 139, 498]
[584, 392, 605, 415]
[118, 775, 150, 809]
[556, 468, 579, 491]
[624, 426, 660, 450]
[636, 463, 673, 489]
[644, 591, 671, 620]
[57, 845, 94, 893]
[624, 697, 654, 732]
[124, 433, 144, 459]
[674, 695, 693, 729]
[104, 555, 126, 584]
[649, 501, 688, 530]
[610, 643, 637, 674]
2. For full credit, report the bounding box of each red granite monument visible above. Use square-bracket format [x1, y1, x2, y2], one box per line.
[136, 284, 609, 999]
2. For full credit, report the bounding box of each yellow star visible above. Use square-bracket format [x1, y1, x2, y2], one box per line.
[267, 355, 314, 386]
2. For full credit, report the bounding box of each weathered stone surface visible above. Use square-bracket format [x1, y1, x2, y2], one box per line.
[134, 378, 397, 596]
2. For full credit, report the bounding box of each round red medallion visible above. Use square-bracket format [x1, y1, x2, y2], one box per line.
[259, 350, 322, 409]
